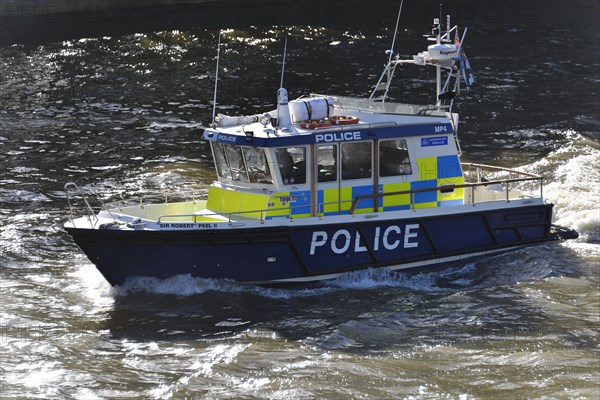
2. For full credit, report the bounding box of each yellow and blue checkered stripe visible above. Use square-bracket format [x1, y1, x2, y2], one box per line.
[381, 154, 464, 210]
[207, 154, 464, 218]
[265, 190, 312, 219]
[317, 185, 375, 216]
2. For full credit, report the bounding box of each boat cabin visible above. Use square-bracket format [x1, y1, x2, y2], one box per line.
[201, 93, 465, 220]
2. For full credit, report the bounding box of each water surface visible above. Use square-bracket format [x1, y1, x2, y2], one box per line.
[1, 1, 598, 398]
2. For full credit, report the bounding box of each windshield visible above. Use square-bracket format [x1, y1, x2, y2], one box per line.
[211, 143, 273, 184]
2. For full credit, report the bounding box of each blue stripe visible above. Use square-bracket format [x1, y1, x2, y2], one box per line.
[410, 180, 438, 204]
[290, 190, 311, 215]
[352, 185, 375, 209]
[437, 155, 462, 179]
[265, 215, 288, 220]
[438, 199, 463, 207]
[203, 123, 454, 147]
[383, 204, 411, 211]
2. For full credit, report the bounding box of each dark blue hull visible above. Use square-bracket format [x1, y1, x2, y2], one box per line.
[66, 204, 560, 286]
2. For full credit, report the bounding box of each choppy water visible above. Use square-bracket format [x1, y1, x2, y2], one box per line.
[1, 1, 599, 398]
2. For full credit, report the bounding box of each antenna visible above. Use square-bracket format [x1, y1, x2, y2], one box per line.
[276, 36, 292, 130]
[369, 0, 404, 101]
[280, 35, 288, 89]
[388, 0, 404, 65]
[211, 31, 222, 126]
[435, 15, 441, 100]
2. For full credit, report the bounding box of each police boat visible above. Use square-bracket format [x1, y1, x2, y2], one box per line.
[64, 15, 578, 286]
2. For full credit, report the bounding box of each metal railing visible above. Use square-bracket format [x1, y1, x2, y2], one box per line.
[312, 94, 449, 117]
[155, 163, 543, 224]
[157, 174, 542, 224]
[64, 182, 117, 227]
[349, 175, 542, 214]
[157, 199, 356, 224]
[461, 162, 540, 180]
[67, 163, 543, 225]
[461, 162, 543, 200]
[106, 190, 204, 211]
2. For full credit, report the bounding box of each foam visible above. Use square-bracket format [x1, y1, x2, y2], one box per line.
[110, 266, 477, 298]
[112, 274, 332, 299]
[525, 130, 600, 241]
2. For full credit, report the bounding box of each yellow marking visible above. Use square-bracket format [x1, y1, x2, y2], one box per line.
[207, 185, 270, 219]
[414, 201, 438, 209]
[437, 177, 465, 203]
[292, 213, 311, 219]
[382, 182, 411, 209]
[323, 188, 340, 214]
[193, 215, 227, 222]
[206, 187, 241, 214]
[266, 191, 291, 218]
[240, 192, 269, 219]
[417, 157, 438, 181]
[339, 186, 353, 213]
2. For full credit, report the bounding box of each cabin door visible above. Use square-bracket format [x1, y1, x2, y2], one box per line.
[315, 144, 341, 215]
[314, 142, 375, 216]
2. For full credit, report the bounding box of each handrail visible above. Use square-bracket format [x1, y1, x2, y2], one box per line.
[109, 162, 539, 212]
[349, 176, 542, 214]
[64, 182, 99, 228]
[107, 190, 202, 210]
[299, 121, 399, 134]
[311, 93, 448, 117]
[89, 186, 119, 222]
[103, 162, 544, 225]
[154, 167, 543, 223]
[156, 174, 542, 224]
[461, 162, 540, 178]
[157, 199, 356, 223]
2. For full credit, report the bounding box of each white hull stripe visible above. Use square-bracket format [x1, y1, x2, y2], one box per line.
[246, 246, 524, 284]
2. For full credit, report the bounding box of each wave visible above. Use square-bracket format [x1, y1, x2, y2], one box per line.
[112, 274, 332, 299]
[111, 263, 485, 299]
[524, 130, 600, 241]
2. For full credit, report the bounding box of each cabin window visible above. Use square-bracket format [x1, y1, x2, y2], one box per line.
[317, 144, 338, 182]
[212, 142, 231, 180]
[342, 142, 372, 180]
[379, 139, 412, 177]
[243, 147, 273, 184]
[276, 147, 306, 185]
[224, 145, 249, 182]
[212, 143, 272, 183]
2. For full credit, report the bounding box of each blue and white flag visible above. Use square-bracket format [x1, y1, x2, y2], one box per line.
[455, 32, 475, 88]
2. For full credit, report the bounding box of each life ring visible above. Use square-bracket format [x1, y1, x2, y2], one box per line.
[329, 115, 359, 125]
[299, 119, 333, 129]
